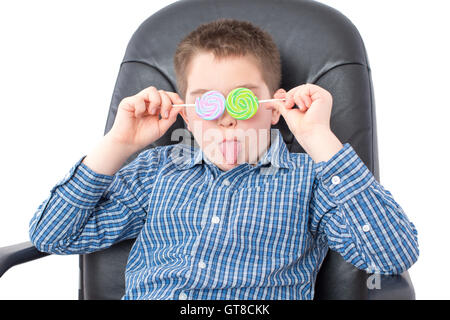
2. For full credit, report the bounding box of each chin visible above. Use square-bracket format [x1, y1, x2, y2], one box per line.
[217, 162, 238, 172]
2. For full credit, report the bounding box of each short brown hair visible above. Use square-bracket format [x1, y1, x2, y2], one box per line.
[173, 18, 281, 100]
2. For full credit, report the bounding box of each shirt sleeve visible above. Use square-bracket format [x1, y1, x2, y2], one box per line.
[308, 143, 419, 275]
[29, 147, 160, 255]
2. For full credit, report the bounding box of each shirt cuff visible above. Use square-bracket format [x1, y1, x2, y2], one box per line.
[52, 155, 115, 208]
[314, 143, 376, 204]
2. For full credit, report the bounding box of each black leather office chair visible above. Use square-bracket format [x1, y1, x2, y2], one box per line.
[0, 0, 415, 299]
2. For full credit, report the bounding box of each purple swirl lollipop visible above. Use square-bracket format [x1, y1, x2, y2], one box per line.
[195, 90, 226, 120]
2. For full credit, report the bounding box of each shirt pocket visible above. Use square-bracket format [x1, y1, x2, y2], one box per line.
[228, 185, 307, 259]
[145, 178, 209, 244]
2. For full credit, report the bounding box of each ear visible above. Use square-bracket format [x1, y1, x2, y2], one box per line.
[270, 103, 281, 125]
[269, 88, 285, 125]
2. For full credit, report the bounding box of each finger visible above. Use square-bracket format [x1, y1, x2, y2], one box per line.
[273, 99, 289, 118]
[166, 91, 184, 104]
[159, 90, 172, 119]
[302, 84, 313, 108]
[118, 96, 135, 113]
[137, 86, 152, 101]
[289, 84, 313, 112]
[147, 86, 161, 115]
[157, 110, 179, 134]
[136, 86, 155, 112]
[133, 95, 147, 118]
[157, 101, 181, 134]
[263, 101, 277, 111]
[307, 83, 333, 107]
[165, 91, 184, 118]
[293, 90, 307, 112]
[283, 91, 296, 109]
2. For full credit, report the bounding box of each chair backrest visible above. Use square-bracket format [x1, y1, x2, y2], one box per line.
[80, 0, 379, 300]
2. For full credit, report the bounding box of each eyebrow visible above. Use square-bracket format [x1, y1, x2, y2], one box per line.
[189, 84, 261, 95]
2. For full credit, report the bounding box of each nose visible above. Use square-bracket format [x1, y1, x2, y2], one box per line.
[218, 110, 237, 128]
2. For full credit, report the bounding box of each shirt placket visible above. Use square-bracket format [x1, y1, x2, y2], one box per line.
[179, 165, 248, 298]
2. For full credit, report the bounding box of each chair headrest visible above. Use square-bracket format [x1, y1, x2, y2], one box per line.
[105, 0, 379, 179]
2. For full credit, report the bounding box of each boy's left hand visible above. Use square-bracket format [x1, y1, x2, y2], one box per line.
[271, 83, 343, 162]
[273, 83, 332, 137]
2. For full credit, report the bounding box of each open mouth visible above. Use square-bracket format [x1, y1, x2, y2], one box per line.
[218, 138, 242, 165]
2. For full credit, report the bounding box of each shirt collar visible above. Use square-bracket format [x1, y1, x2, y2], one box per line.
[173, 128, 293, 170]
[256, 128, 292, 169]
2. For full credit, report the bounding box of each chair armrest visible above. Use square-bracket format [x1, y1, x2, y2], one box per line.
[0, 241, 50, 278]
[368, 271, 415, 300]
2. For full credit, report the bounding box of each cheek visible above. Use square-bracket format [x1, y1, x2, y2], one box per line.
[186, 109, 205, 128]
[189, 118, 217, 143]
[243, 107, 272, 128]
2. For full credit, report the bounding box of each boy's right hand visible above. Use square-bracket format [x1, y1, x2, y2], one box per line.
[107, 86, 184, 152]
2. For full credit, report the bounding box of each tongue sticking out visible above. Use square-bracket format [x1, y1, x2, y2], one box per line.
[220, 140, 242, 164]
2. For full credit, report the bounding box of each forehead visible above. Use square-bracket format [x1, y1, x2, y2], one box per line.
[186, 52, 265, 95]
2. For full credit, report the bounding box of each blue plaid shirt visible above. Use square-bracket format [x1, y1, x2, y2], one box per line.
[29, 128, 419, 300]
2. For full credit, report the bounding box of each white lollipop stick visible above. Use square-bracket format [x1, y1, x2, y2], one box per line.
[258, 98, 287, 103]
[171, 98, 286, 107]
[172, 103, 196, 107]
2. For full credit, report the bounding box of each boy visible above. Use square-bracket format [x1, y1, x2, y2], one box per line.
[29, 18, 419, 300]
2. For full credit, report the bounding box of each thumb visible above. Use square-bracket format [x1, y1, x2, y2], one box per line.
[158, 108, 180, 135]
[273, 100, 288, 118]
[164, 91, 185, 119]
[159, 97, 185, 134]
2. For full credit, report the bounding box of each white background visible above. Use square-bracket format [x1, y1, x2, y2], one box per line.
[0, 0, 448, 299]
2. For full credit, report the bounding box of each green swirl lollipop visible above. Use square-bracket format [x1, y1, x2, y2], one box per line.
[226, 87, 258, 120]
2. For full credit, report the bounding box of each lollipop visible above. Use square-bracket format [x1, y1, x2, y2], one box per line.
[225, 87, 259, 120]
[194, 90, 226, 120]
[172, 88, 286, 120]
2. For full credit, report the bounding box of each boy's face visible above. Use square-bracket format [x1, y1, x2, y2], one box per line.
[180, 52, 280, 172]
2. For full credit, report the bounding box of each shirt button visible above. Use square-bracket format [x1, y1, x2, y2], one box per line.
[212, 216, 220, 224]
[362, 224, 371, 232]
[223, 179, 230, 186]
[179, 292, 187, 300]
[331, 176, 341, 185]
[199, 261, 206, 269]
